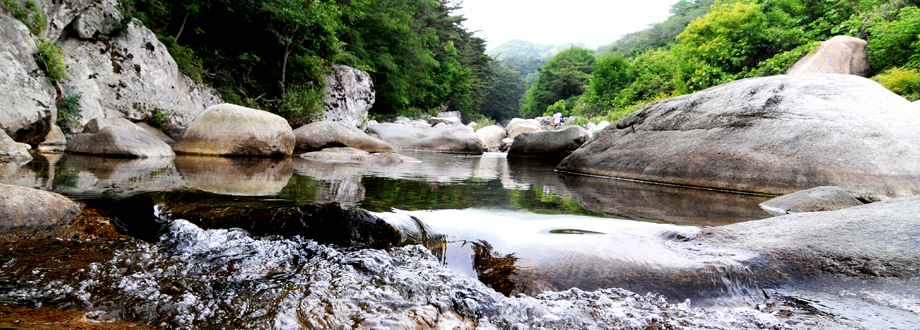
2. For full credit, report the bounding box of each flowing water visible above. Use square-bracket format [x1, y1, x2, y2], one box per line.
[0, 151, 913, 329]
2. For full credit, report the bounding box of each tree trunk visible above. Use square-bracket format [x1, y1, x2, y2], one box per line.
[175, 13, 189, 43]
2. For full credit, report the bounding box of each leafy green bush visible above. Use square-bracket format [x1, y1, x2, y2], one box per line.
[152, 108, 167, 126]
[873, 67, 920, 101]
[868, 6, 920, 75]
[57, 91, 83, 133]
[543, 100, 567, 117]
[36, 40, 66, 82]
[472, 117, 495, 131]
[277, 84, 325, 128]
[2, 0, 46, 35]
[395, 107, 424, 119]
[157, 34, 203, 83]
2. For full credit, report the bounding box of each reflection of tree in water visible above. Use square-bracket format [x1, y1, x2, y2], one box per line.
[465, 240, 532, 296]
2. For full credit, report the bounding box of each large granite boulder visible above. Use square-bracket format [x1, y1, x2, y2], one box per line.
[699, 196, 920, 279]
[476, 125, 507, 150]
[294, 121, 395, 153]
[759, 186, 863, 216]
[173, 104, 295, 157]
[366, 123, 483, 154]
[505, 118, 542, 139]
[37, 124, 67, 152]
[0, 183, 80, 233]
[0, 14, 55, 144]
[558, 75, 920, 201]
[66, 125, 175, 158]
[322, 65, 375, 128]
[787, 36, 870, 77]
[0, 130, 32, 163]
[508, 126, 590, 160]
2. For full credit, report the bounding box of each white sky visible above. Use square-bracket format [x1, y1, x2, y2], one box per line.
[453, 0, 678, 50]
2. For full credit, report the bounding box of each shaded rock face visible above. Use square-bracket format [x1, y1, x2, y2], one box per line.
[366, 123, 483, 154]
[787, 36, 869, 77]
[0, 130, 33, 163]
[476, 125, 507, 150]
[699, 196, 920, 280]
[300, 147, 420, 165]
[0, 15, 55, 144]
[173, 104, 295, 157]
[759, 186, 864, 216]
[558, 75, 920, 201]
[294, 120, 395, 153]
[0, 183, 80, 234]
[508, 126, 589, 160]
[165, 201, 400, 249]
[66, 125, 176, 158]
[322, 65, 375, 128]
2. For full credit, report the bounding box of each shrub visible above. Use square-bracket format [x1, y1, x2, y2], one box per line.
[873, 67, 920, 101]
[472, 117, 495, 131]
[152, 108, 167, 126]
[2, 0, 45, 35]
[57, 91, 83, 133]
[277, 84, 324, 128]
[36, 40, 66, 82]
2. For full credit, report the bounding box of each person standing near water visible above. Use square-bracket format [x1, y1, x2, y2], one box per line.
[552, 110, 562, 128]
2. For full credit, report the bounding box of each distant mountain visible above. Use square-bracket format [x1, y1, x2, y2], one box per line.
[487, 40, 590, 87]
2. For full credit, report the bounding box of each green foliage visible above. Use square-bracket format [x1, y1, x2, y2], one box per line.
[543, 100, 567, 117]
[152, 108, 167, 126]
[868, 6, 920, 74]
[472, 117, 495, 131]
[396, 107, 424, 119]
[57, 91, 83, 133]
[519, 47, 596, 118]
[276, 84, 324, 127]
[602, 0, 715, 57]
[157, 34, 203, 83]
[578, 54, 633, 116]
[36, 40, 66, 83]
[873, 67, 920, 100]
[2, 0, 46, 35]
[480, 60, 526, 121]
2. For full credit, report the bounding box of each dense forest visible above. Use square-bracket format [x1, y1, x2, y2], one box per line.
[518, 0, 920, 121]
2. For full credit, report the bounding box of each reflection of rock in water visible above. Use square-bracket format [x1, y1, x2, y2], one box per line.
[53, 154, 184, 198]
[313, 177, 365, 207]
[0, 152, 60, 190]
[175, 156, 293, 196]
[560, 174, 773, 226]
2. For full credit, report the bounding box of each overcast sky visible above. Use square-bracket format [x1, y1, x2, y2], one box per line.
[453, 0, 678, 50]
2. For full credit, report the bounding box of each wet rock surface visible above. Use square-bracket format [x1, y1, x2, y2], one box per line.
[558, 75, 920, 200]
[173, 104, 295, 157]
[66, 125, 176, 158]
[508, 126, 590, 160]
[293, 120, 395, 153]
[759, 186, 864, 216]
[366, 123, 483, 154]
[700, 196, 920, 279]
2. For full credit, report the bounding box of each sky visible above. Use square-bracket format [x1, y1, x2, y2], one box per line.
[452, 0, 679, 50]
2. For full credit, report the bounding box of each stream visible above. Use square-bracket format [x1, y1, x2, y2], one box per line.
[0, 151, 913, 329]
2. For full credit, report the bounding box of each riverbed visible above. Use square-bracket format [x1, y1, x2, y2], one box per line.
[1, 151, 915, 329]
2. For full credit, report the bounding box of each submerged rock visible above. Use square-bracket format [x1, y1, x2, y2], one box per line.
[293, 120, 395, 153]
[787, 36, 869, 76]
[700, 195, 920, 279]
[508, 126, 590, 160]
[0, 183, 80, 234]
[366, 123, 483, 154]
[759, 186, 863, 216]
[66, 126, 175, 158]
[173, 104, 295, 157]
[558, 75, 920, 200]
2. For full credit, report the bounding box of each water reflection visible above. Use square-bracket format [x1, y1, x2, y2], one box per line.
[175, 156, 293, 196]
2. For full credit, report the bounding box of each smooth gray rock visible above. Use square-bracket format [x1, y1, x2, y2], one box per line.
[0, 183, 80, 233]
[83, 117, 148, 134]
[759, 186, 864, 216]
[300, 147, 420, 165]
[429, 117, 461, 126]
[508, 126, 590, 160]
[366, 123, 483, 154]
[37, 124, 67, 152]
[699, 196, 920, 279]
[505, 118, 542, 139]
[135, 122, 175, 147]
[787, 36, 869, 77]
[173, 104, 295, 157]
[294, 121, 395, 153]
[476, 125, 507, 150]
[0, 14, 55, 144]
[0, 130, 32, 163]
[558, 75, 920, 201]
[500, 138, 513, 152]
[322, 65, 375, 128]
[66, 125, 175, 158]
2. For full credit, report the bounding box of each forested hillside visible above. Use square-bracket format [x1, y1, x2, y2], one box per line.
[92, 0, 496, 124]
[522, 0, 920, 121]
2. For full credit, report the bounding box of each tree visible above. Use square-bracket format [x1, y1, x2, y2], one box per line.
[519, 47, 596, 118]
[578, 54, 633, 116]
[480, 61, 526, 121]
